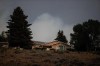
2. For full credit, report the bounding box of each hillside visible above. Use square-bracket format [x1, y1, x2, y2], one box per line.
[0, 48, 100, 66]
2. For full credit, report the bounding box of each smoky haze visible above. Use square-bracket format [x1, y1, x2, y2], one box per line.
[30, 13, 73, 42]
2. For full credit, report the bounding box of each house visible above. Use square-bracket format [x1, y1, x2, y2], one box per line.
[43, 40, 70, 51]
[32, 41, 46, 50]
[32, 40, 70, 51]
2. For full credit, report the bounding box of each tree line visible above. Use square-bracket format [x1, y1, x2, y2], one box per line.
[0, 7, 100, 51]
[70, 20, 100, 51]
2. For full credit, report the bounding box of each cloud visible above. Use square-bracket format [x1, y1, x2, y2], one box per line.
[30, 13, 73, 42]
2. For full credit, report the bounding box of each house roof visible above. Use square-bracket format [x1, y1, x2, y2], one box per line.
[43, 40, 70, 47]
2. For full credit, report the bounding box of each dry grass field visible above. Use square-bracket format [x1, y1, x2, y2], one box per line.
[0, 48, 100, 66]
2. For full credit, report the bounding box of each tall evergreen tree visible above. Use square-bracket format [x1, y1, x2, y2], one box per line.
[7, 7, 32, 49]
[55, 30, 68, 43]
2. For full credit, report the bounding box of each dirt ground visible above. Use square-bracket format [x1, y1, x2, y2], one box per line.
[0, 48, 100, 66]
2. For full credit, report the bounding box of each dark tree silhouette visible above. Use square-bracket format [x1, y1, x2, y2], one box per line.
[70, 24, 89, 51]
[55, 30, 68, 43]
[70, 19, 100, 51]
[7, 7, 32, 49]
[83, 20, 100, 51]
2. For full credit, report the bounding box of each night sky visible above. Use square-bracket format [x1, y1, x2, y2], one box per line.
[0, 0, 100, 42]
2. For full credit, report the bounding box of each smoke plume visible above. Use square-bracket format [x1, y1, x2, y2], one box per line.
[30, 13, 73, 42]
